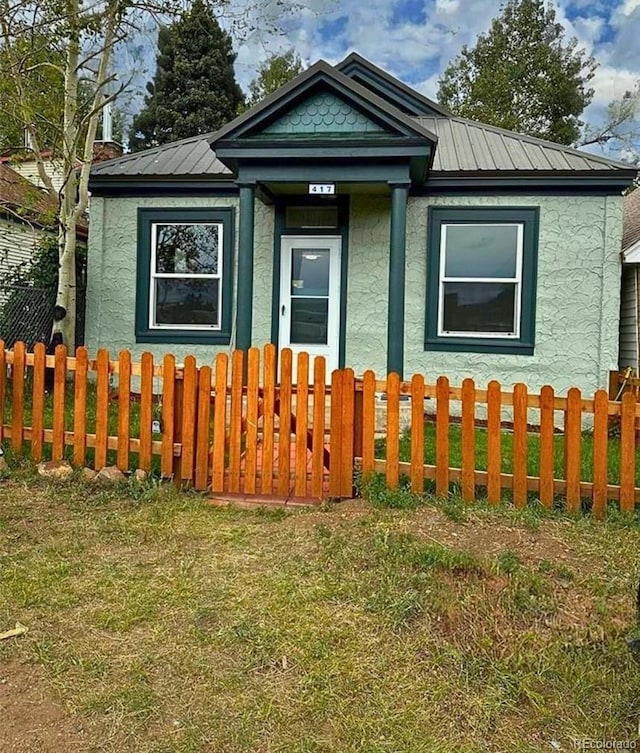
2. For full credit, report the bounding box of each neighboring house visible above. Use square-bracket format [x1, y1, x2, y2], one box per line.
[619, 188, 640, 373]
[86, 54, 637, 393]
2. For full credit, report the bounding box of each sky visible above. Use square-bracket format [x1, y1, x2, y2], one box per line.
[226, 0, 640, 158]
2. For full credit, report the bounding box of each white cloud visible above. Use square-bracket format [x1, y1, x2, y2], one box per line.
[621, 0, 640, 15]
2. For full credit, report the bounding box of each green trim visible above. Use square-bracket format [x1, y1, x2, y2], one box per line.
[89, 179, 237, 196]
[270, 195, 350, 368]
[237, 162, 411, 185]
[236, 184, 256, 351]
[135, 207, 234, 345]
[424, 206, 539, 356]
[421, 173, 637, 194]
[387, 183, 409, 376]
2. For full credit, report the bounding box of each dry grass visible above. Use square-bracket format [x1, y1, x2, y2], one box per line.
[1, 471, 640, 752]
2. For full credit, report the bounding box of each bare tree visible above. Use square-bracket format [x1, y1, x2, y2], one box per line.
[580, 82, 640, 163]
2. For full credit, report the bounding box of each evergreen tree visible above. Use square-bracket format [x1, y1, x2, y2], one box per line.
[129, 0, 244, 151]
[437, 0, 596, 145]
[247, 49, 304, 107]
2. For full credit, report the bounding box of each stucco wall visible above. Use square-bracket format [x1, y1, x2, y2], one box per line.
[85, 195, 274, 362]
[346, 193, 623, 395]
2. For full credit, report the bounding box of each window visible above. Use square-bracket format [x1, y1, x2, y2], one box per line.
[136, 208, 234, 344]
[425, 207, 539, 355]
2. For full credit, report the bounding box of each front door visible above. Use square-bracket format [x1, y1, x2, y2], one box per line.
[279, 235, 341, 375]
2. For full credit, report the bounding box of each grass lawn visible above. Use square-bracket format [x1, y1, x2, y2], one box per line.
[1, 471, 640, 752]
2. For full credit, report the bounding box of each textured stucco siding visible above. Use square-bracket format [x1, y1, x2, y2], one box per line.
[85, 195, 275, 362]
[347, 194, 623, 395]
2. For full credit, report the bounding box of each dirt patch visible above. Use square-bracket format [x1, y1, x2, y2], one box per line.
[0, 659, 90, 753]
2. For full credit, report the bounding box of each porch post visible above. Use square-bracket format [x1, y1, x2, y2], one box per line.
[387, 181, 409, 377]
[236, 181, 256, 352]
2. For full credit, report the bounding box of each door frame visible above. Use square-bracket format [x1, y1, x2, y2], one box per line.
[270, 195, 350, 368]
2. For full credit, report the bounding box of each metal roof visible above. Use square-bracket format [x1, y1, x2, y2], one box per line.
[90, 133, 230, 178]
[623, 188, 640, 252]
[416, 115, 632, 173]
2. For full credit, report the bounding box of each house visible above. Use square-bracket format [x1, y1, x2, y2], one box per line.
[86, 53, 637, 393]
[619, 188, 640, 373]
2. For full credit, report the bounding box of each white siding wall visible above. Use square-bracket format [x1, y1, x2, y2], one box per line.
[0, 218, 43, 276]
[619, 265, 639, 372]
[10, 159, 66, 193]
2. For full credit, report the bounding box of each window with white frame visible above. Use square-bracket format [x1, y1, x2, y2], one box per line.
[150, 222, 223, 330]
[438, 223, 523, 338]
[136, 207, 233, 345]
[425, 207, 539, 355]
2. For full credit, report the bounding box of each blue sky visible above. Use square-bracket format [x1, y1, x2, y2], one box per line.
[227, 0, 640, 157]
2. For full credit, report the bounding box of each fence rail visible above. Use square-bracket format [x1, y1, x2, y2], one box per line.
[1, 340, 639, 516]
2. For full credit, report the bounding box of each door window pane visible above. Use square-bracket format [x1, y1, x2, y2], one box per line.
[154, 279, 220, 326]
[442, 282, 516, 334]
[290, 298, 328, 344]
[291, 248, 330, 297]
[444, 225, 518, 278]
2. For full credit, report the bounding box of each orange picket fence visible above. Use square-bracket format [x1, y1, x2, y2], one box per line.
[1, 340, 639, 516]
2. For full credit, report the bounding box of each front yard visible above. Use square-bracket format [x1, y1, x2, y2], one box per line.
[1, 473, 640, 752]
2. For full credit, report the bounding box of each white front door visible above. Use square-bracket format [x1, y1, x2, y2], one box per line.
[279, 235, 341, 376]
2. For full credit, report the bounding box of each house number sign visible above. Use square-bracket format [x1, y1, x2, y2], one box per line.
[308, 183, 335, 195]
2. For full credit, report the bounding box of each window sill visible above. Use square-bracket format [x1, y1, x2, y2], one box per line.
[424, 337, 534, 356]
[136, 329, 232, 346]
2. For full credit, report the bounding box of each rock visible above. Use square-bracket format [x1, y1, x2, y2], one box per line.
[37, 460, 73, 481]
[94, 466, 127, 484]
[131, 469, 147, 484]
[82, 467, 97, 482]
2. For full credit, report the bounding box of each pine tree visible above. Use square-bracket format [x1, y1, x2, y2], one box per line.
[437, 0, 596, 145]
[247, 49, 304, 107]
[129, 0, 244, 151]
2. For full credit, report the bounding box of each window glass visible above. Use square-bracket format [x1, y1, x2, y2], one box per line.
[154, 279, 219, 327]
[154, 224, 220, 274]
[290, 298, 329, 344]
[444, 224, 518, 278]
[285, 206, 338, 229]
[291, 248, 330, 297]
[442, 282, 516, 334]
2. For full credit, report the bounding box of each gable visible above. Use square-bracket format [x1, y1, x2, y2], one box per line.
[260, 91, 388, 137]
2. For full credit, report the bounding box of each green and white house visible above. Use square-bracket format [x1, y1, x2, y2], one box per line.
[87, 54, 637, 393]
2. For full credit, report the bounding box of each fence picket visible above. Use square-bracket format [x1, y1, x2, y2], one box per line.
[294, 352, 309, 498]
[512, 383, 528, 507]
[139, 352, 154, 472]
[228, 350, 244, 493]
[620, 392, 636, 513]
[410, 374, 425, 494]
[181, 355, 198, 484]
[116, 350, 131, 472]
[486, 380, 501, 504]
[435, 376, 449, 497]
[260, 346, 276, 495]
[341, 368, 355, 497]
[592, 389, 608, 519]
[11, 341, 25, 453]
[161, 354, 176, 479]
[329, 369, 343, 497]
[94, 348, 110, 470]
[311, 356, 326, 499]
[362, 370, 376, 478]
[211, 353, 228, 493]
[194, 365, 212, 491]
[539, 385, 555, 507]
[73, 347, 88, 468]
[52, 344, 67, 462]
[461, 378, 475, 502]
[386, 372, 400, 490]
[565, 387, 582, 513]
[245, 348, 260, 495]
[31, 343, 46, 462]
[277, 348, 293, 497]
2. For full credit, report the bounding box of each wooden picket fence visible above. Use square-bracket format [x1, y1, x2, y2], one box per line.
[1, 340, 639, 516]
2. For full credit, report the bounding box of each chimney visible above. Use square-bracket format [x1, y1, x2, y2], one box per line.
[93, 99, 123, 162]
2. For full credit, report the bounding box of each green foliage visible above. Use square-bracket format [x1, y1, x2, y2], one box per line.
[0, 34, 65, 152]
[129, 0, 245, 151]
[247, 49, 304, 107]
[437, 0, 596, 145]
